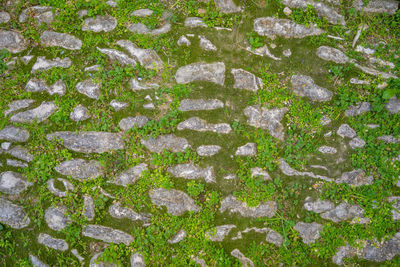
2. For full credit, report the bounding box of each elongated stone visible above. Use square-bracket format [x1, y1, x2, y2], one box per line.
[109, 202, 151, 223]
[117, 40, 163, 70]
[0, 30, 27, 53]
[168, 163, 216, 183]
[231, 68, 263, 92]
[10, 101, 57, 124]
[291, 75, 332, 101]
[82, 224, 134, 245]
[0, 126, 29, 142]
[97, 47, 136, 66]
[141, 134, 190, 153]
[177, 117, 231, 134]
[82, 15, 117, 32]
[40, 31, 82, 50]
[31, 57, 71, 73]
[175, 62, 225, 85]
[114, 163, 148, 186]
[150, 188, 200, 215]
[0, 198, 30, 229]
[178, 99, 224, 111]
[0, 171, 31, 195]
[55, 159, 103, 180]
[4, 99, 35, 116]
[220, 195, 277, 218]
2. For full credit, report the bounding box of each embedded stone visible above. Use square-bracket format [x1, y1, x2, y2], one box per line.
[231, 68, 263, 92]
[213, 0, 242, 13]
[246, 45, 281, 60]
[178, 99, 224, 111]
[117, 40, 163, 70]
[84, 64, 101, 72]
[0, 171, 31, 195]
[291, 75, 332, 101]
[266, 230, 284, 247]
[110, 100, 128, 110]
[349, 137, 366, 149]
[206, 225, 236, 242]
[196, 145, 221, 156]
[220, 195, 277, 218]
[377, 135, 400, 144]
[10, 101, 57, 124]
[127, 23, 150, 34]
[168, 163, 216, 183]
[318, 146, 337, 154]
[30, 255, 49, 267]
[321, 202, 365, 223]
[250, 167, 271, 180]
[82, 15, 117, 32]
[353, 0, 398, 15]
[38, 233, 68, 251]
[40, 31, 82, 50]
[119, 116, 150, 131]
[386, 97, 400, 114]
[177, 35, 191, 46]
[55, 159, 103, 180]
[175, 62, 225, 85]
[44, 206, 71, 231]
[0, 126, 29, 142]
[83, 195, 95, 221]
[184, 17, 207, 28]
[109, 202, 151, 223]
[7, 146, 33, 162]
[131, 253, 146, 267]
[304, 198, 335, 213]
[6, 159, 28, 168]
[47, 178, 74, 197]
[278, 159, 332, 181]
[335, 169, 373, 186]
[231, 249, 254, 267]
[0, 198, 30, 228]
[354, 63, 397, 79]
[83, 224, 133, 245]
[149, 23, 171, 35]
[131, 8, 153, 17]
[337, 124, 357, 138]
[141, 134, 190, 153]
[168, 230, 187, 244]
[76, 79, 101, 99]
[114, 163, 148, 186]
[0, 30, 27, 53]
[97, 47, 137, 66]
[26, 79, 66, 96]
[19, 6, 54, 24]
[199, 35, 217, 51]
[70, 104, 90, 121]
[345, 102, 371, 117]
[31, 57, 71, 73]
[316, 46, 349, 64]
[4, 99, 35, 116]
[0, 12, 10, 24]
[177, 117, 231, 134]
[130, 78, 159, 90]
[150, 188, 200, 216]
[89, 252, 118, 267]
[294, 222, 323, 244]
[235, 143, 257, 156]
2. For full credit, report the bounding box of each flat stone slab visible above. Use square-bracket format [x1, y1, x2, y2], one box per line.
[386, 97, 400, 114]
[45, 206, 71, 231]
[318, 146, 337, 154]
[117, 40, 163, 70]
[130, 78, 159, 90]
[131, 8, 153, 17]
[206, 225, 236, 242]
[29, 254, 49, 267]
[291, 75, 332, 101]
[178, 99, 224, 111]
[0, 171, 31, 195]
[345, 102, 371, 117]
[55, 159, 103, 180]
[294, 222, 323, 244]
[231, 68, 263, 92]
[7, 145, 33, 162]
[304, 198, 335, 213]
[19, 6, 54, 24]
[316, 46, 350, 64]
[0, 198, 30, 229]
[184, 17, 207, 28]
[0, 30, 27, 53]
[235, 143, 257, 156]
[109, 202, 151, 223]
[335, 169, 373, 186]
[220, 195, 277, 218]
[10, 101, 58, 124]
[168, 229, 187, 244]
[213, 0, 242, 13]
[177, 117, 232, 134]
[231, 249, 255, 267]
[38, 233, 68, 251]
[47, 131, 124, 154]
[4, 99, 35, 116]
[251, 167, 271, 180]
[82, 15, 117, 32]
[47, 178, 74, 197]
[76, 79, 101, 99]
[26, 79, 66, 96]
[113, 163, 148, 186]
[150, 188, 200, 215]
[83, 195, 95, 221]
[175, 62, 225, 85]
[70, 104, 90, 121]
[246, 45, 281, 60]
[279, 159, 332, 181]
[141, 134, 190, 153]
[31, 56, 71, 73]
[0, 126, 30, 142]
[40, 31, 82, 50]
[82, 224, 134, 245]
[168, 163, 216, 183]
[337, 124, 357, 138]
[197, 145, 221, 156]
[0, 12, 10, 24]
[321, 202, 366, 223]
[199, 35, 217, 51]
[97, 47, 137, 66]
[119, 116, 150, 131]
[353, 0, 398, 15]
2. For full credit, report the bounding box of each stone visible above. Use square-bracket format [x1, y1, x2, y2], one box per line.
[291, 75, 332, 101]
[304, 198, 335, 213]
[143, 103, 155, 110]
[177, 35, 191, 46]
[250, 167, 271, 180]
[149, 23, 171, 35]
[47, 178, 74, 197]
[19, 6, 54, 24]
[254, 17, 323, 39]
[78, 9, 88, 18]
[106, 0, 117, 7]
[97, 47, 137, 66]
[294, 222, 323, 244]
[119, 116, 150, 131]
[318, 146, 337, 154]
[26, 79, 66, 96]
[354, 63, 397, 79]
[10, 101, 57, 124]
[353, 0, 398, 15]
[6, 159, 28, 168]
[109, 202, 151, 223]
[127, 23, 150, 34]
[356, 45, 376, 55]
[0, 30, 27, 53]
[82, 15, 117, 32]
[283, 6, 292, 16]
[206, 225, 236, 241]
[89, 252, 118, 267]
[349, 137, 366, 149]
[246, 45, 281, 60]
[31, 56, 71, 73]
[176, 62, 225, 85]
[141, 134, 190, 153]
[0, 126, 29, 142]
[388, 197, 400, 221]
[40, 31, 82, 50]
[0, 198, 30, 228]
[184, 17, 207, 28]
[131, 8, 153, 17]
[83, 195, 95, 221]
[30, 255, 49, 267]
[220, 195, 277, 218]
[386, 97, 400, 114]
[168, 230, 187, 244]
[47, 131, 124, 154]
[4, 99, 35, 116]
[168, 163, 216, 183]
[235, 143, 257, 156]
[0, 12, 10, 24]
[150, 188, 200, 215]
[377, 135, 400, 144]
[110, 100, 128, 110]
[44, 206, 70, 231]
[316, 46, 349, 64]
[321, 202, 365, 223]
[283, 48, 292, 57]
[7, 146, 32, 161]
[335, 169, 373, 186]
[231, 249, 254, 267]
[244, 105, 287, 140]
[337, 124, 357, 138]
[231, 68, 263, 92]
[197, 145, 221, 156]
[117, 40, 163, 70]
[76, 79, 101, 99]
[178, 99, 224, 111]
[55, 159, 103, 180]
[0, 171, 31, 195]
[82, 224, 134, 245]
[114, 163, 148, 186]
[266, 230, 284, 247]
[345, 102, 371, 117]
[177, 117, 231, 134]
[70, 104, 90, 121]
[71, 249, 85, 263]
[131, 253, 146, 267]
[350, 78, 370, 85]
[130, 78, 159, 90]
[1, 142, 11, 150]
[85, 64, 101, 72]
[199, 35, 217, 51]
[278, 159, 332, 181]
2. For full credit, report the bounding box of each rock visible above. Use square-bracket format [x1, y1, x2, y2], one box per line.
[266, 230, 284, 247]
[109, 202, 151, 223]
[89, 252, 118, 267]
[26, 79, 66, 96]
[212, 0, 242, 13]
[0, 30, 27, 53]
[337, 124, 357, 138]
[45, 206, 71, 231]
[377, 135, 400, 144]
[356, 45, 376, 55]
[168, 163, 216, 183]
[55, 159, 103, 180]
[349, 137, 366, 149]
[291, 75, 332, 101]
[114, 163, 148, 186]
[10, 101, 57, 124]
[40, 31, 82, 50]
[149, 23, 171, 35]
[231, 68, 263, 92]
[197, 145, 221, 156]
[4, 99, 35, 116]
[244, 105, 287, 140]
[0, 126, 29, 142]
[335, 169, 373, 186]
[353, 0, 398, 15]
[250, 167, 271, 180]
[71, 249, 85, 263]
[184, 17, 207, 28]
[150, 188, 200, 215]
[110, 100, 128, 110]
[176, 62, 225, 85]
[254, 17, 323, 39]
[76, 79, 101, 99]
[31, 56, 71, 73]
[70, 104, 90, 121]
[178, 99, 224, 111]
[119, 116, 150, 131]
[47, 178, 74, 197]
[278, 159, 332, 181]
[117, 40, 163, 70]
[231, 249, 254, 267]
[82, 15, 117, 32]
[206, 225, 236, 242]
[177, 117, 231, 134]
[246, 45, 281, 60]
[318, 146, 337, 154]
[47, 131, 124, 154]
[78, 9, 88, 18]
[316, 46, 349, 64]
[1, 142, 11, 150]
[354, 63, 397, 79]
[106, 0, 117, 7]
[283, 6, 292, 16]
[304, 198, 335, 213]
[0, 12, 10, 23]
[235, 143, 257, 156]
[141, 134, 190, 153]
[131, 8, 153, 17]
[83, 195, 95, 221]
[345, 102, 371, 117]
[8, 145, 33, 161]
[83, 224, 133, 245]
[7, 159, 28, 168]
[386, 97, 400, 114]
[130, 78, 159, 90]
[283, 48, 292, 57]
[0, 198, 30, 228]
[143, 103, 154, 110]
[127, 23, 150, 34]
[350, 78, 370, 85]
[177, 35, 191, 46]
[220, 195, 277, 218]
[131, 253, 146, 267]
[294, 222, 323, 244]
[199, 36, 217, 51]
[85, 64, 101, 72]
[0, 171, 31, 194]
[97, 47, 137, 66]
[321, 202, 365, 223]
[19, 6, 54, 24]
[30, 254, 49, 267]
[168, 230, 187, 244]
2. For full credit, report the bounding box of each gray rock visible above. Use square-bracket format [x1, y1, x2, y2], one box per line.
[82, 15, 117, 32]
[141, 134, 190, 153]
[26, 79, 66, 95]
[386, 97, 400, 114]
[168, 230, 187, 244]
[246, 45, 281, 60]
[350, 78, 370, 85]
[114, 163, 148, 186]
[0, 126, 29, 142]
[4, 99, 35, 116]
[30, 255, 49, 267]
[6, 159, 28, 168]
[70, 104, 90, 121]
[117, 40, 163, 70]
[335, 169, 373, 186]
[83, 195, 95, 221]
[0, 198, 30, 228]
[47, 131, 124, 153]
[76, 79, 101, 99]
[254, 17, 323, 39]
[89, 252, 118, 267]
[235, 143, 257, 156]
[21, 55, 34, 65]
[106, 0, 117, 7]
[31, 56, 71, 73]
[175, 62, 225, 85]
[1, 142, 11, 150]
[40, 31, 82, 50]
[244, 105, 287, 140]
[349, 136, 366, 149]
[0, 30, 27, 53]
[10, 101, 57, 124]
[321, 202, 365, 223]
[337, 124, 357, 138]
[206, 225, 236, 241]
[184, 17, 207, 28]
[231, 68, 263, 92]
[353, 0, 398, 15]
[19, 6, 54, 24]
[7, 145, 33, 162]
[44, 206, 71, 231]
[83, 224, 133, 245]
[148, 23, 171, 35]
[177, 117, 231, 134]
[294, 222, 323, 244]
[55, 159, 103, 180]
[354, 63, 397, 79]
[250, 167, 271, 180]
[231, 249, 254, 267]
[97, 47, 137, 66]
[177, 35, 191, 46]
[119, 116, 150, 131]
[377, 135, 400, 144]
[212, 0, 242, 13]
[78, 9, 88, 18]
[38, 233, 68, 251]
[345, 102, 371, 117]
[84, 64, 101, 72]
[283, 48, 292, 57]
[316, 46, 349, 64]
[109, 202, 151, 223]
[278, 159, 332, 181]
[304, 198, 335, 213]
[71, 249, 85, 263]
[178, 99, 224, 111]
[168, 163, 216, 183]
[220, 195, 277, 218]
[129, 78, 159, 90]
[266, 230, 284, 247]
[130, 253, 145, 267]
[110, 100, 128, 110]
[0, 171, 31, 194]
[143, 103, 155, 110]
[196, 145, 221, 156]
[150, 188, 200, 215]
[199, 35, 217, 51]
[0, 12, 10, 24]
[127, 23, 150, 34]
[388, 197, 400, 221]
[318, 145, 337, 154]
[291, 75, 332, 101]
[131, 8, 153, 17]
[47, 178, 74, 197]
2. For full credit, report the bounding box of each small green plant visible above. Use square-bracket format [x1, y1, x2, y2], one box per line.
[247, 32, 263, 50]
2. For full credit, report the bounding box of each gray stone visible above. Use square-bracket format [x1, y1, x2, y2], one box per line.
[83, 195, 95, 221]
[337, 124, 357, 138]
[7, 146, 33, 162]
[294, 222, 323, 244]
[71, 249, 85, 263]
[143, 103, 155, 110]
[213, 0, 242, 13]
[0, 30, 27, 53]
[97, 47, 137, 66]
[250, 167, 271, 180]
[184, 17, 207, 28]
[350, 78, 370, 85]
[354, 63, 397, 79]
[356, 45, 376, 55]
[78, 9, 88, 18]
[335, 169, 373, 186]
[47, 178, 74, 197]
[283, 48, 292, 57]
[149, 23, 171, 35]
[199, 35, 217, 51]
[110, 100, 128, 110]
[127, 23, 150, 34]
[266, 230, 284, 247]
[70, 104, 90, 121]
[316, 46, 349, 64]
[0, 171, 31, 194]
[83, 224, 133, 245]
[377, 135, 400, 144]
[4, 99, 35, 116]
[40, 31, 82, 50]
[177, 117, 231, 134]
[386, 97, 400, 114]
[0, 126, 29, 142]
[0, 198, 30, 228]
[0, 12, 10, 24]
[349, 137, 366, 149]
[318, 145, 337, 154]
[141, 134, 190, 153]
[6, 159, 28, 168]
[220, 195, 277, 218]
[26, 79, 66, 96]
[168, 230, 187, 244]
[131, 253, 146, 267]
[178, 99, 224, 111]
[38, 233, 68, 251]
[82, 15, 117, 32]
[10, 101, 57, 124]
[30, 255, 49, 267]
[1, 142, 11, 150]
[168, 163, 216, 183]
[130, 78, 159, 90]
[177, 35, 191, 46]
[109, 202, 151, 223]
[321, 202, 365, 223]
[231, 249, 254, 267]
[231, 68, 263, 92]
[246, 45, 281, 60]
[55, 159, 103, 180]
[254, 17, 323, 39]
[278, 159, 332, 181]
[345, 102, 371, 117]
[353, 0, 398, 15]
[176, 62, 225, 85]
[44, 206, 70, 231]
[89, 252, 117, 267]
[196, 145, 221, 156]
[117, 40, 163, 70]
[244, 105, 287, 140]
[31, 56, 71, 73]
[76, 79, 101, 99]
[19, 6, 54, 24]
[291, 75, 332, 101]
[85, 64, 101, 72]
[119, 116, 150, 131]
[131, 8, 153, 17]
[47, 131, 124, 154]
[114, 163, 148, 186]
[206, 225, 236, 242]
[235, 143, 257, 156]
[150, 188, 200, 215]
[304, 198, 334, 213]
